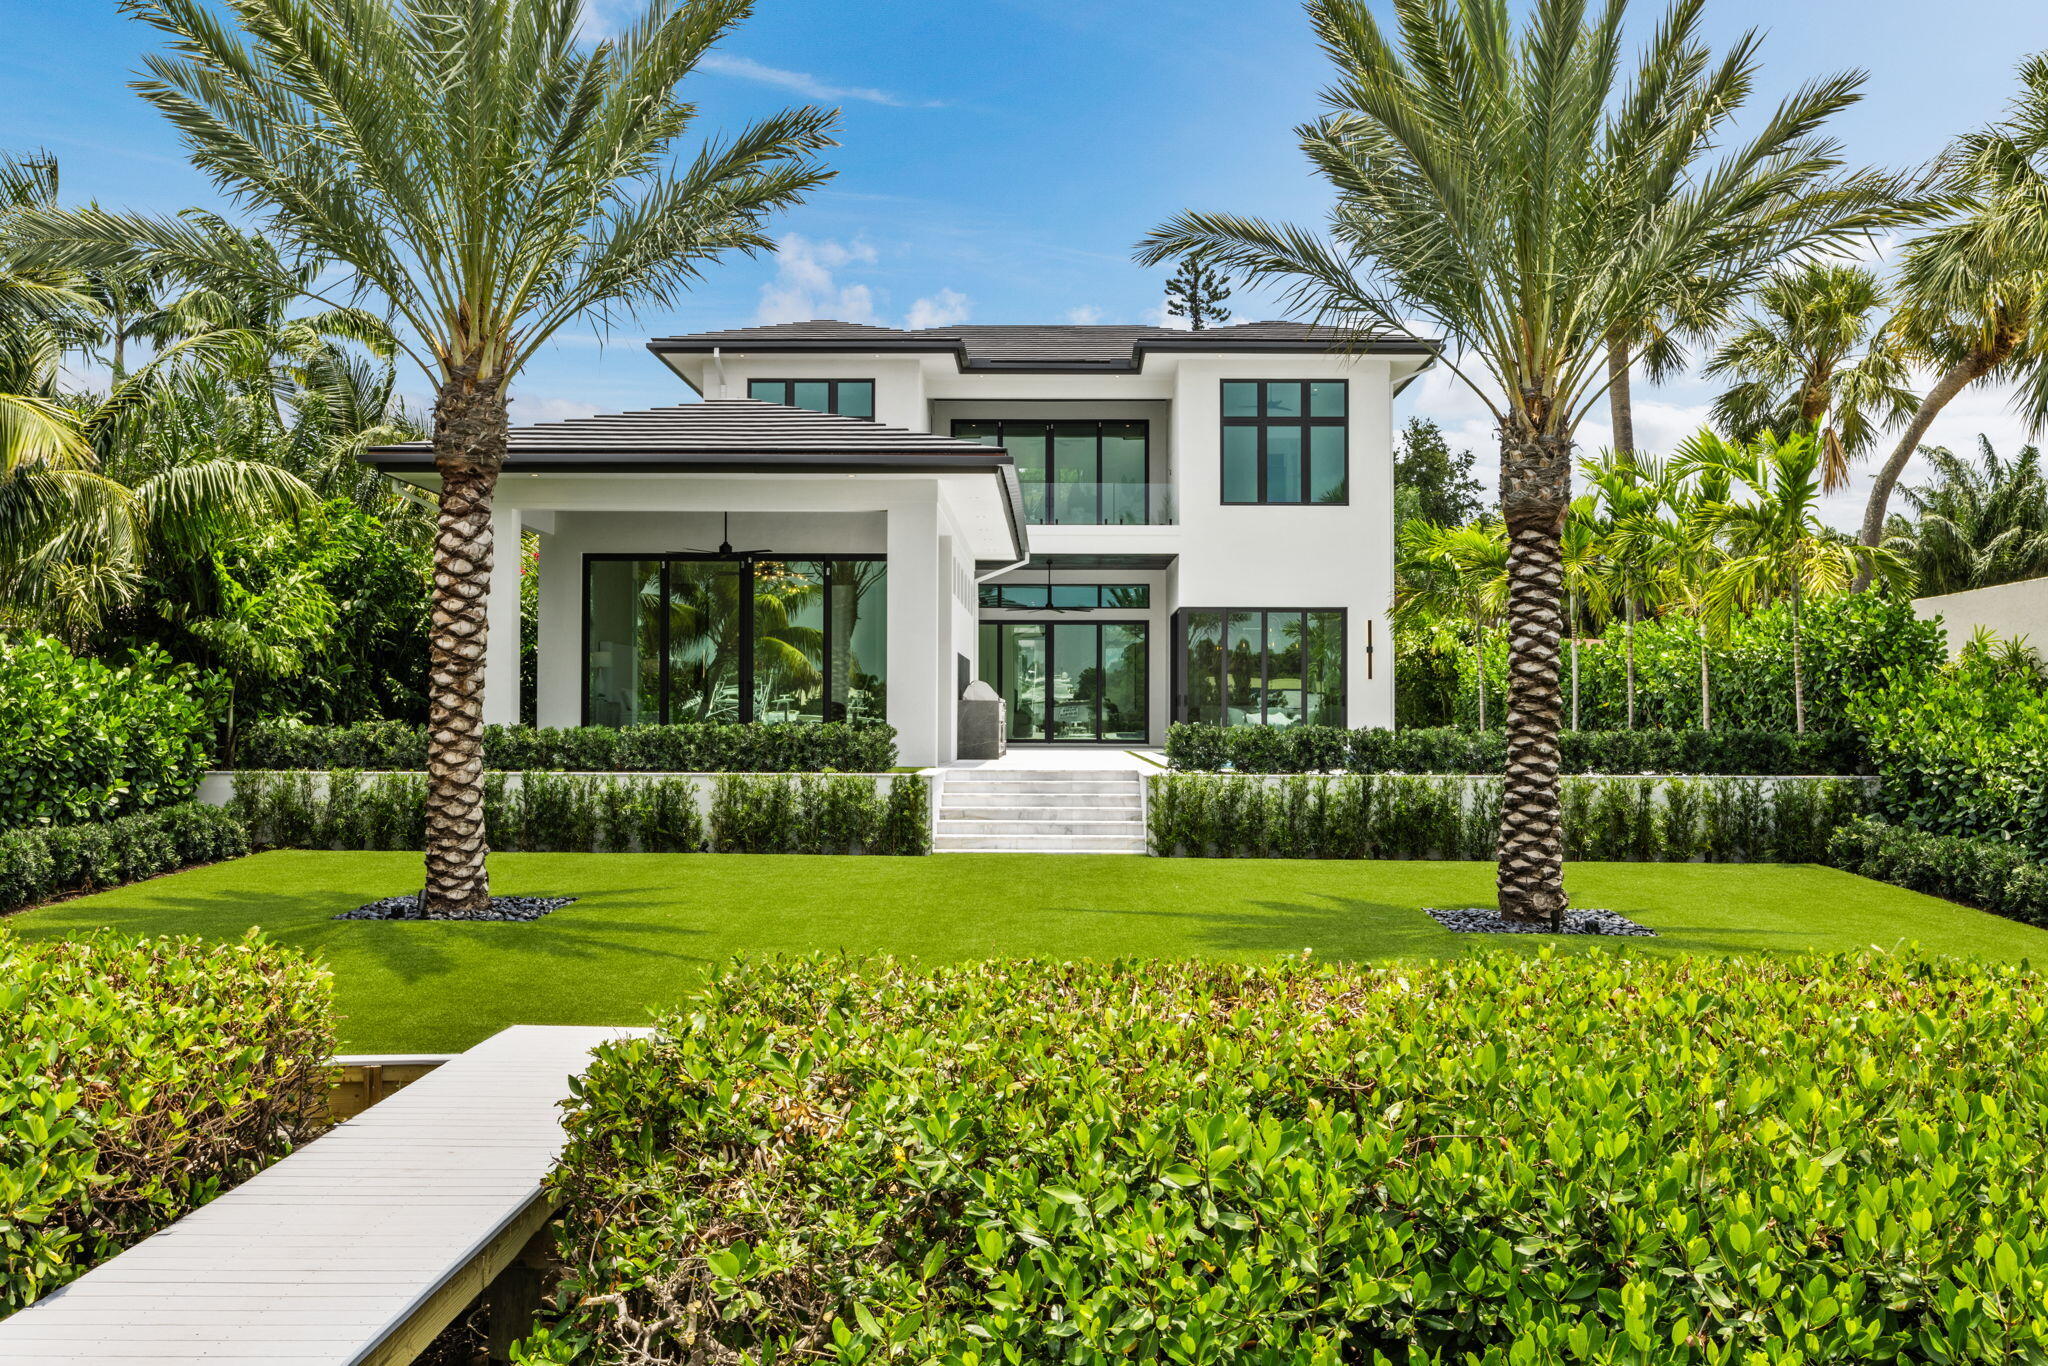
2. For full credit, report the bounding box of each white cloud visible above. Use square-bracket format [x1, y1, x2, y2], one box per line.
[1141, 302, 1191, 331]
[756, 233, 881, 324]
[511, 396, 603, 424]
[906, 288, 971, 329]
[1065, 305, 1104, 325]
[699, 53, 940, 109]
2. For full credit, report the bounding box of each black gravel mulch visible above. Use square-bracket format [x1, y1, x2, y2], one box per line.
[334, 894, 577, 922]
[1424, 906, 1656, 937]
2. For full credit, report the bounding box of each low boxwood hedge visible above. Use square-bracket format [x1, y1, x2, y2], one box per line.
[0, 803, 249, 915]
[235, 720, 899, 774]
[1148, 773, 1864, 861]
[0, 931, 332, 1315]
[1164, 722, 1866, 776]
[522, 952, 2048, 1363]
[1831, 815, 2048, 927]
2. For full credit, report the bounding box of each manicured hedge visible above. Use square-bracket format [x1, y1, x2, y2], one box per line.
[1831, 815, 2048, 927]
[0, 932, 332, 1314]
[230, 770, 931, 855]
[0, 803, 249, 915]
[520, 951, 2048, 1364]
[1147, 773, 1864, 861]
[0, 634, 217, 830]
[234, 720, 899, 774]
[1165, 722, 1866, 776]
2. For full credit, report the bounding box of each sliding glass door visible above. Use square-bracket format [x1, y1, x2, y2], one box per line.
[584, 555, 886, 725]
[979, 621, 1148, 743]
[1174, 609, 1345, 729]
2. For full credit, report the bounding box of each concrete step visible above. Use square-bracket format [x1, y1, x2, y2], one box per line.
[939, 778, 1141, 795]
[934, 834, 1151, 854]
[935, 818, 1147, 838]
[941, 803, 1142, 822]
[940, 790, 1143, 808]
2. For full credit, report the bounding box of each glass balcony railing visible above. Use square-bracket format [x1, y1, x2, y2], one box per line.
[1022, 482, 1176, 527]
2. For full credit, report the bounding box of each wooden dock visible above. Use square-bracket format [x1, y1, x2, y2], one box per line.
[0, 1024, 643, 1364]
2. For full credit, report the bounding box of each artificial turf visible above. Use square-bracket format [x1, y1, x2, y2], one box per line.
[8, 850, 2044, 1052]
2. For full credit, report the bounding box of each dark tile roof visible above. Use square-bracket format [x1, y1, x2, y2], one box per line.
[647, 319, 1433, 370]
[362, 399, 1008, 465]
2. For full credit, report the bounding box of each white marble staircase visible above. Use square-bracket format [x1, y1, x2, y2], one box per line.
[934, 768, 1149, 853]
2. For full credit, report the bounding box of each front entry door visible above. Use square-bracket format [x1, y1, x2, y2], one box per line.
[979, 621, 1148, 743]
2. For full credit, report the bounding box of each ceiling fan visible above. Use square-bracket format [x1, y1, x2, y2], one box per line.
[1034, 562, 1091, 612]
[686, 512, 774, 558]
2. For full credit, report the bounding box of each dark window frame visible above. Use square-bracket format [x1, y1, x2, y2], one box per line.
[1219, 379, 1349, 506]
[746, 378, 876, 418]
[979, 617, 1151, 744]
[949, 418, 1151, 525]
[976, 582, 1153, 610]
[1171, 606, 1349, 728]
[581, 551, 885, 725]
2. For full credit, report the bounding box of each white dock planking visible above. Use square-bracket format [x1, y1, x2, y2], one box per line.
[0, 1024, 645, 1364]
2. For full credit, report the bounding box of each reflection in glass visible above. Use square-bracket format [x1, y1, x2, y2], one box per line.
[1052, 622, 1099, 740]
[980, 621, 1149, 742]
[999, 623, 1046, 741]
[791, 381, 831, 413]
[1102, 624, 1148, 741]
[667, 560, 745, 722]
[1222, 381, 1260, 417]
[1309, 381, 1346, 417]
[829, 560, 889, 722]
[1265, 426, 1303, 503]
[1184, 612, 1223, 725]
[1264, 612, 1306, 726]
[1003, 422, 1050, 523]
[1101, 421, 1146, 524]
[1223, 426, 1259, 502]
[1224, 612, 1260, 725]
[1310, 426, 1347, 502]
[584, 559, 663, 726]
[1304, 610, 1344, 726]
[838, 381, 874, 418]
[752, 560, 825, 722]
[1180, 608, 1346, 730]
[1264, 381, 1302, 417]
[1053, 423, 1097, 524]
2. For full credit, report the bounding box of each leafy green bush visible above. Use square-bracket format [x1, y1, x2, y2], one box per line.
[0, 931, 331, 1314]
[234, 720, 899, 773]
[1165, 723, 1866, 775]
[1831, 816, 2048, 926]
[1850, 654, 2048, 859]
[229, 771, 929, 855]
[1148, 773, 1864, 860]
[1421, 594, 1943, 732]
[0, 804, 248, 915]
[0, 635, 218, 829]
[523, 951, 2048, 1365]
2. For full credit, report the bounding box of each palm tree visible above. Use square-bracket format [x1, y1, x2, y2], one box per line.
[1884, 437, 2048, 595]
[1559, 496, 1610, 731]
[1679, 430, 1908, 732]
[1645, 467, 1727, 730]
[1395, 520, 1508, 729]
[1858, 57, 2048, 566]
[1581, 453, 1672, 729]
[30, 0, 836, 915]
[1136, 0, 1911, 922]
[1704, 261, 1917, 491]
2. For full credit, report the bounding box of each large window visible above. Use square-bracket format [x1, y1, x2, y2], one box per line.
[1176, 608, 1344, 728]
[978, 620, 1148, 743]
[952, 420, 1149, 525]
[584, 555, 886, 725]
[1220, 380, 1347, 505]
[747, 379, 875, 418]
[978, 582, 1151, 610]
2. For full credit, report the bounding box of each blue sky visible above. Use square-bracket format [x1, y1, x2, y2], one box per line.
[5, 0, 2044, 524]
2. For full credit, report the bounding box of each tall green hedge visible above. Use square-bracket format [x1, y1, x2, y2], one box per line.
[233, 720, 899, 773]
[0, 635, 217, 830]
[1164, 723, 1865, 775]
[520, 951, 2048, 1364]
[1831, 816, 2048, 927]
[1147, 773, 1864, 861]
[229, 770, 930, 855]
[0, 804, 249, 915]
[0, 932, 331, 1315]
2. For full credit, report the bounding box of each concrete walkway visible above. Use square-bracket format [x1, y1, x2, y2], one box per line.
[944, 746, 1164, 772]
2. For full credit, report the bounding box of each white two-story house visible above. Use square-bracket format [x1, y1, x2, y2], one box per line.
[366, 320, 1435, 768]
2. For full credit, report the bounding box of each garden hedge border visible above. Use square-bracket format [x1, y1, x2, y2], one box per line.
[234, 720, 899, 774]
[1164, 723, 1868, 776]
[0, 803, 249, 915]
[1830, 815, 2048, 927]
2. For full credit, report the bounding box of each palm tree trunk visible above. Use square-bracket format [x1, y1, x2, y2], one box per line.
[1569, 591, 1580, 731]
[1475, 624, 1487, 730]
[1624, 598, 1637, 729]
[1854, 358, 1982, 585]
[420, 378, 507, 916]
[1790, 580, 1806, 735]
[1606, 338, 1634, 460]
[1496, 431, 1571, 926]
[1699, 633, 1711, 732]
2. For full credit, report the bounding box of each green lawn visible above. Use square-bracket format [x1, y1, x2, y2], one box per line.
[9, 851, 2044, 1052]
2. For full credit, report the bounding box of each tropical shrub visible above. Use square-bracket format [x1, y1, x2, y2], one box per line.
[523, 951, 2048, 1364]
[1165, 723, 1865, 776]
[1831, 816, 2048, 926]
[0, 931, 331, 1314]
[1850, 654, 2048, 859]
[0, 634, 218, 829]
[229, 771, 929, 855]
[1147, 773, 1864, 861]
[0, 803, 249, 915]
[1443, 594, 1943, 732]
[234, 720, 899, 773]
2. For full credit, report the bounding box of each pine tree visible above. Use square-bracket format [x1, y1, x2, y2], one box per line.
[1164, 255, 1232, 330]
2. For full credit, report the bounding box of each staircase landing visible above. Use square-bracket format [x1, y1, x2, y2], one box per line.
[934, 758, 1152, 854]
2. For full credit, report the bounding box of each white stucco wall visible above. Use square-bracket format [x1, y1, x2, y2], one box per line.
[1913, 576, 2048, 654]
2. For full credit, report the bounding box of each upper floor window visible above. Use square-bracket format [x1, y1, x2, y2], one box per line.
[978, 582, 1151, 610]
[1221, 380, 1347, 505]
[952, 420, 1151, 525]
[748, 379, 875, 418]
